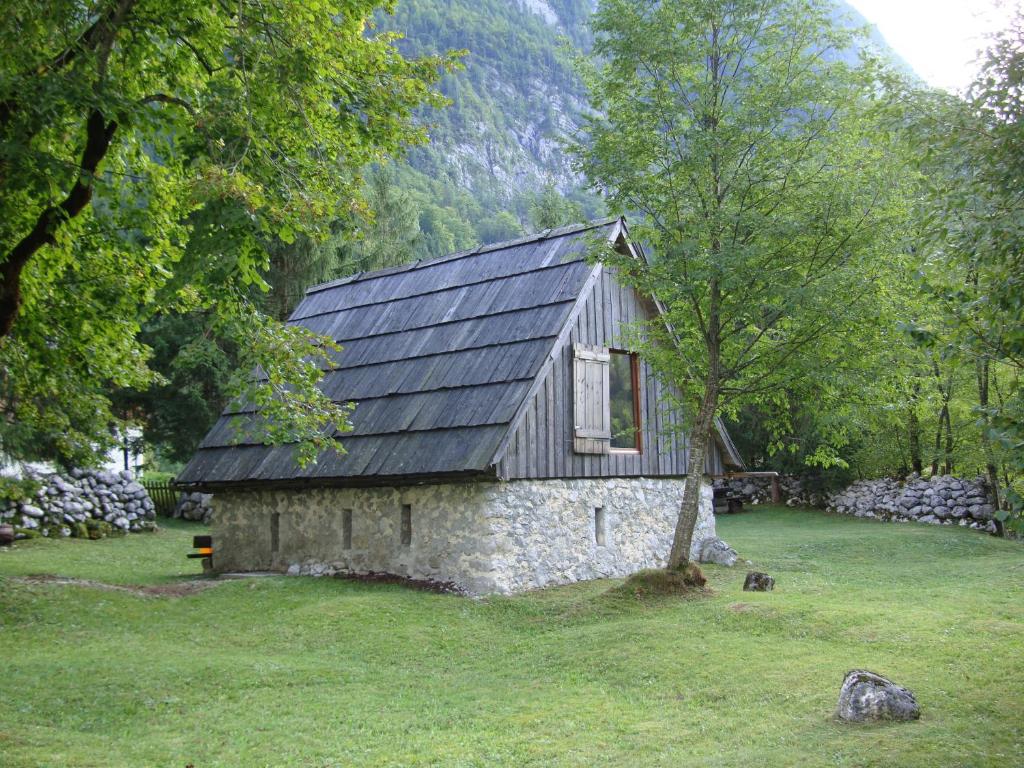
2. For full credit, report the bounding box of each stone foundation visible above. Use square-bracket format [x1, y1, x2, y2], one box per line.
[211, 477, 715, 594]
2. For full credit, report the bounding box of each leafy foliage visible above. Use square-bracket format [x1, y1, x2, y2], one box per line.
[908, 12, 1024, 527]
[0, 0, 453, 466]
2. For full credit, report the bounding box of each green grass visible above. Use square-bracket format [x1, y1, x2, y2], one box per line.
[1, 511, 1021, 767]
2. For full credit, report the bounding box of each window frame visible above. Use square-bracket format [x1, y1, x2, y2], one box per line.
[608, 349, 642, 454]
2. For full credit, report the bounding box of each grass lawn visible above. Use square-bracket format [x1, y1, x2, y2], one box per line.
[1, 511, 1021, 767]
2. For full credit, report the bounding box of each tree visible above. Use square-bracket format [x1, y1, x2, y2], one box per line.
[0, 1, 454, 466]
[529, 184, 585, 231]
[573, 0, 904, 568]
[333, 167, 424, 276]
[911, 11, 1024, 529]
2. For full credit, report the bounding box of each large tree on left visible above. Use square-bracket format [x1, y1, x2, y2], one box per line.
[0, 0, 451, 465]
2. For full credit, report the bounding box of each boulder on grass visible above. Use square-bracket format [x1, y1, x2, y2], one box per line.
[697, 537, 738, 567]
[835, 670, 920, 722]
[743, 571, 774, 591]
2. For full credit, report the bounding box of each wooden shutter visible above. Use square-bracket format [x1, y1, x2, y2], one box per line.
[573, 344, 610, 454]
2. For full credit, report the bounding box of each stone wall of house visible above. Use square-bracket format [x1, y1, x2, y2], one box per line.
[826, 475, 997, 532]
[486, 478, 715, 593]
[211, 477, 715, 594]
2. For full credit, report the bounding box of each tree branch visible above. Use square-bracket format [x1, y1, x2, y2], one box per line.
[140, 93, 197, 117]
[0, 109, 118, 338]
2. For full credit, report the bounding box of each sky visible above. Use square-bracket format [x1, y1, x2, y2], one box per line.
[846, 0, 1019, 93]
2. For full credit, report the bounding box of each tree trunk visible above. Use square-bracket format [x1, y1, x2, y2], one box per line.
[667, 380, 718, 569]
[930, 359, 953, 476]
[931, 410, 943, 476]
[976, 357, 1004, 536]
[942, 404, 954, 475]
[907, 380, 923, 474]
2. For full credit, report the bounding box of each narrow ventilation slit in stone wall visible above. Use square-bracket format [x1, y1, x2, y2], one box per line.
[400, 504, 412, 547]
[270, 512, 280, 555]
[342, 508, 352, 550]
[594, 506, 606, 547]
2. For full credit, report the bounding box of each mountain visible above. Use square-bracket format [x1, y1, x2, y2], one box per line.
[374, 0, 911, 259]
[384, 0, 593, 199]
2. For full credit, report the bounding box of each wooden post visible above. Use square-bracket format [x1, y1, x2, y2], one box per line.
[771, 475, 781, 504]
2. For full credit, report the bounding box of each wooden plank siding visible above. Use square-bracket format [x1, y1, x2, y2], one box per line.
[496, 266, 725, 480]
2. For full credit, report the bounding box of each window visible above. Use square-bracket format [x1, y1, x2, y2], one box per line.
[270, 512, 280, 554]
[609, 350, 641, 451]
[400, 504, 412, 547]
[573, 344, 643, 455]
[594, 507, 606, 547]
[342, 509, 352, 550]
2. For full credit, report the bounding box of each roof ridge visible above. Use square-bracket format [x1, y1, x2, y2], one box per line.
[303, 216, 620, 297]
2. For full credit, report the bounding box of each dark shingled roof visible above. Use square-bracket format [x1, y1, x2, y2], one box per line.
[177, 219, 621, 488]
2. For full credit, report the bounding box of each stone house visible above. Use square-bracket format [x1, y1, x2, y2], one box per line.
[176, 218, 743, 593]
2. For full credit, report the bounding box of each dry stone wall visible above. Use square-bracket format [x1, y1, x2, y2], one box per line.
[826, 475, 997, 532]
[0, 468, 156, 539]
[715, 475, 825, 507]
[211, 476, 715, 594]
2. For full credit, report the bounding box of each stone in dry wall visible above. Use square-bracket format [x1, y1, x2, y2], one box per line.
[174, 491, 213, 524]
[826, 474, 996, 532]
[211, 477, 716, 595]
[0, 468, 157, 539]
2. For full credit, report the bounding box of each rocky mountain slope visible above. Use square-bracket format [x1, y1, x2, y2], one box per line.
[376, 0, 909, 254]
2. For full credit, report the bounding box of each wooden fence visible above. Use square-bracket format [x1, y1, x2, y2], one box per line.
[142, 481, 179, 517]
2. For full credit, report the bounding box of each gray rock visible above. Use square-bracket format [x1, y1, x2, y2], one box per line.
[974, 504, 994, 520]
[743, 571, 774, 591]
[697, 537, 738, 567]
[20, 504, 44, 518]
[835, 670, 920, 722]
[286, 564, 301, 576]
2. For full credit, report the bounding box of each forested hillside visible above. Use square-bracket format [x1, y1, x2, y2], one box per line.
[370, 0, 600, 259]
[369, 0, 909, 260]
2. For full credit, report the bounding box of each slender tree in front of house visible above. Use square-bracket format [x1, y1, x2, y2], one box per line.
[573, 0, 905, 568]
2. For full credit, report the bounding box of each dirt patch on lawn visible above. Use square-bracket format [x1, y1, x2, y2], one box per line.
[14, 574, 220, 598]
[333, 571, 464, 595]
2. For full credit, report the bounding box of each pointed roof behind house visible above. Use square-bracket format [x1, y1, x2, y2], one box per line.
[177, 219, 623, 488]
